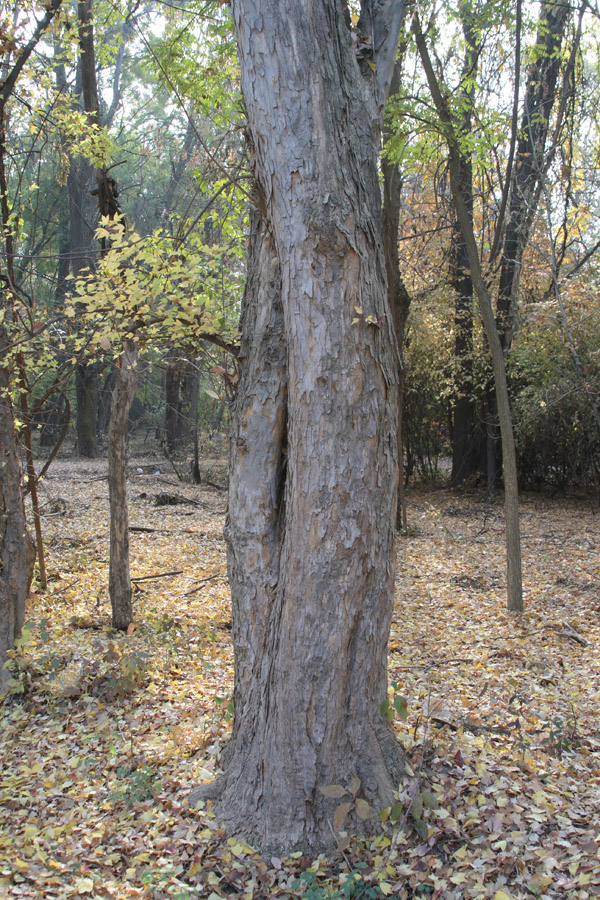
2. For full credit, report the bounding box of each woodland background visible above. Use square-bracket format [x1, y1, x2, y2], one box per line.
[1, 0, 600, 897]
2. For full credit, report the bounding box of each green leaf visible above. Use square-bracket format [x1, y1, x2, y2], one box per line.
[390, 801, 403, 823]
[412, 815, 428, 839]
[422, 790, 439, 810]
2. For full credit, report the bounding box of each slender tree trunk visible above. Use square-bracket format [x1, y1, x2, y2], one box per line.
[0, 332, 35, 692]
[108, 340, 138, 630]
[485, 0, 571, 492]
[414, 12, 523, 612]
[496, 0, 571, 350]
[382, 59, 411, 528]
[164, 356, 198, 452]
[449, 14, 479, 488]
[191, 0, 406, 849]
[450, 226, 477, 487]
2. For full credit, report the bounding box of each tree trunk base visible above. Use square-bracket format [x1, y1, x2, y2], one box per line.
[190, 720, 404, 853]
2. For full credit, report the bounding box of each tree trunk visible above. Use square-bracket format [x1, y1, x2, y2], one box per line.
[414, 12, 523, 612]
[71, 0, 102, 457]
[108, 340, 138, 630]
[448, 13, 479, 488]
[382, 58, 411, 528]
[0, 333, 35, 692]
[75, 361, 99, 456]
[165, 356, 199, 453]
[496, 0, 571, 351]
[191, 0, 406, 850]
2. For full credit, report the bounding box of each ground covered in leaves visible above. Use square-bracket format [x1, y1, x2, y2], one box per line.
[1, 456, 599, 900]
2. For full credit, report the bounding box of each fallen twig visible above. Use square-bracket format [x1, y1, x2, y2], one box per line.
[521, 622, 590, 646]
[183, 573, 226, 596]
[131, 569, 184, 583]
[48, 578, 80, 596]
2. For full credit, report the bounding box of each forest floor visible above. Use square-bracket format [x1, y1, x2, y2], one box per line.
[1, 456, 599, 900]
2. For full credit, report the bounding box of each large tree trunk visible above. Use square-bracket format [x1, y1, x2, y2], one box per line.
[191, 0, 405, 850]
[108, 340, 138, 630]
[0, 333, 35, 692]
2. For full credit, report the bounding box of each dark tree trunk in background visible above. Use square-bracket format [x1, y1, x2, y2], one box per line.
[97, 364, 119, 434]
[191, 0, 406, 850]
[450, 219, 477, 487]
[496, 0, 571, 351]
[108, 340, 138, 630]
[486, 0, 571, 491]
[449, 13, 478, 488]
[75, 361, 99, 456]
[382, 57, 411, 527]
[71, 0, 102, 457]
[165, 356, 198, 452]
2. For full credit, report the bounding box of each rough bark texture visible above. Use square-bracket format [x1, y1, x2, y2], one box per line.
[0, 333, 35, 692]
[108, 340, 138, 630]
[191, 0, 405, 850]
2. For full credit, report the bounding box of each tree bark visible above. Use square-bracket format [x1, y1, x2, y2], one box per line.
[191, 0, 406, 850]
[108, 339, 138, 630]
[382, 57, 411, 527]
[0, 330, 35, 692]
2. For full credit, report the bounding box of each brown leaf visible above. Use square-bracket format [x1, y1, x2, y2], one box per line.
[355, 797, 370, 820]
[319, 784, 347, 799]
[333, 802, 352, 832]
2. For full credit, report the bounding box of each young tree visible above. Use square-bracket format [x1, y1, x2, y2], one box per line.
[0, 0, 63, 688]
[191, 0, 406, 849]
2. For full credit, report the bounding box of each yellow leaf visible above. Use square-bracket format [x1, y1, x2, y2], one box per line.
[494, 892, 514, 900]
[379, 883, 394, 896]
[355, 798, 370, 819]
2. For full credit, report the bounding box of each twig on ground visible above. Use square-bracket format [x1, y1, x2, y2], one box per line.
[131, 570, 184, 583]
[183, 573, 226, 596]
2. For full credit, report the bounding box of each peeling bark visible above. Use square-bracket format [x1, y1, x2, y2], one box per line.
[191, 0, 405, 850]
